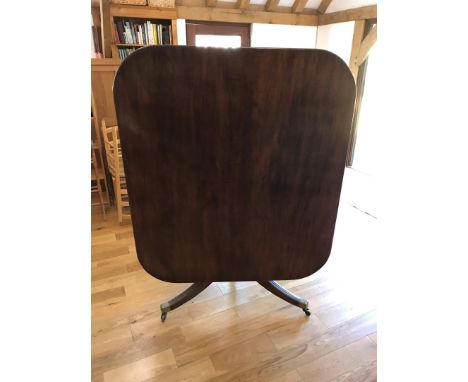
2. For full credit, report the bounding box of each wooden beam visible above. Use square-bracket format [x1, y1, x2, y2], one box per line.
[176, 0, 315, 13]
[302, 8, 319, 15]
[91, 58, 122, 66]
[91, 7, 101, 27]
[176, 6, 318, 25]
[292, 0, 308, 14]
[171, 19, 178, 45]
[265, 0, 280, 12]
[348, 20, 365, 80]
[110, 4, 177, 19]
[317, 0, 333, 14]
[357, 25, 377, 66]
[179, 0, 239, 9]
[319, 5, 377, 25]
[99, 0, 112, 58]
[236, 0, 250, 9]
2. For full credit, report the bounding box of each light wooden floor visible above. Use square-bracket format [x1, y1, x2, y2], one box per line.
[92, 179, 377, 381]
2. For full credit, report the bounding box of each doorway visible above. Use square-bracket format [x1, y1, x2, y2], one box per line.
[186, 21, 250, 48]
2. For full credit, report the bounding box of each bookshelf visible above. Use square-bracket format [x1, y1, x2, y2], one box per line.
[92, 5, 178, 195]
[109, 4, 178, 59]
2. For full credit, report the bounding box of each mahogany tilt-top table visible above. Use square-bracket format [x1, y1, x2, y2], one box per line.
[113, 46, 356, 322]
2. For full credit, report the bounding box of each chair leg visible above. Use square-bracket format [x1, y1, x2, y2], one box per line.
[114, 176, 123, 224]
[91, 150, 106, 220]
[160, 282, 211, 322]
[98, 151, 111, 206]
[258, 280, 311, 316]
[96, 178, 106, 220]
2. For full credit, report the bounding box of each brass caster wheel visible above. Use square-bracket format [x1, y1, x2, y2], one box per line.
[303, 308, 311, 316]
[161, 312, 167, 322]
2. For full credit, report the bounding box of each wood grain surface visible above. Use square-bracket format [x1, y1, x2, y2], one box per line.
[113, 46, 356, 282]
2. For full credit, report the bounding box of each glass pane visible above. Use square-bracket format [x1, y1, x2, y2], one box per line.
[195, 34, 241, 48]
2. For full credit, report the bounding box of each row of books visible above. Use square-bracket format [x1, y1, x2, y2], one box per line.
[117, 47, 140, 60]
[113, 20, 172, 46]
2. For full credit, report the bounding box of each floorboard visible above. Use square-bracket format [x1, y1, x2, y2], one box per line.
[92, 171, 377, 381]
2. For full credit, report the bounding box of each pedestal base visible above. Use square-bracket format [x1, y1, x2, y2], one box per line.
[160, 280, 310, 322]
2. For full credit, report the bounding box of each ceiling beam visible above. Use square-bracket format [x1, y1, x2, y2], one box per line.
[176, 6, 318, 25]
[236, 0, 250, 9]
[110, 4, 177, 19]
[317, 0, 333, 14]
[357, 25, 377, 66]
[292, 0, 308, 14]
[265, 0, 280, 12]
[318, 5, 376, 25]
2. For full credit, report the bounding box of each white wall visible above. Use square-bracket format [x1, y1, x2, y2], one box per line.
[315, 21, 354, 64]
[327, 0, 376, 13]
[176, 20, 316, 49]
[251, 23, 316, 49]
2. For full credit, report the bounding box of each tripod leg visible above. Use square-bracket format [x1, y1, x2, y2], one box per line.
[160, 282, 211, 322]
[258, 281, 311, 316]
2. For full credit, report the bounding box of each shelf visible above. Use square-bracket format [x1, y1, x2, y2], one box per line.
[116, 44, 146, 47]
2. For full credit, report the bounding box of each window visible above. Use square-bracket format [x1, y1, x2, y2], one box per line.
[186, 21, 250, 48]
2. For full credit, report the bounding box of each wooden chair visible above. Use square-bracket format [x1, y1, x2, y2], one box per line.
[91, 116, 111, 205]
[91, 144, 106, 219]
[101, 120, 130, 223]
[113, 46, 356, 321]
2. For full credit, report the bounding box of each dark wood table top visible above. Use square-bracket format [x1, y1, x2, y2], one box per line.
[114, 46, 356, 283]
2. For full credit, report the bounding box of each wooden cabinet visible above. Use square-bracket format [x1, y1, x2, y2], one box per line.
[91, 58, 121, 126]
[92, 5, 178, 124]
[92, 4, 178, 195]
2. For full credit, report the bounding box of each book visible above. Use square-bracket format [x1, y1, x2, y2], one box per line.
[113, 24, 119, 44]
[131, 23, 137, 44]
[138, 25, 143, 44]
[116, 21, 124, 43]
[148, 21, 153, 45]
[113, 18, 172, 49]
[124, 23, 130, 44]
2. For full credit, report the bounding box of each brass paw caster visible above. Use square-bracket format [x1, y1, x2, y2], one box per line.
[160, 302, 171, 323]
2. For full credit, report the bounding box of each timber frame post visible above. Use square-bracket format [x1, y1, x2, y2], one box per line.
[99, 0, 112, 58]
[346, 19, 377, 166]
[349, 20, 377, 80]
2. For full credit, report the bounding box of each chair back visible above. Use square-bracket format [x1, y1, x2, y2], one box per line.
[101, 119, 123, 179]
